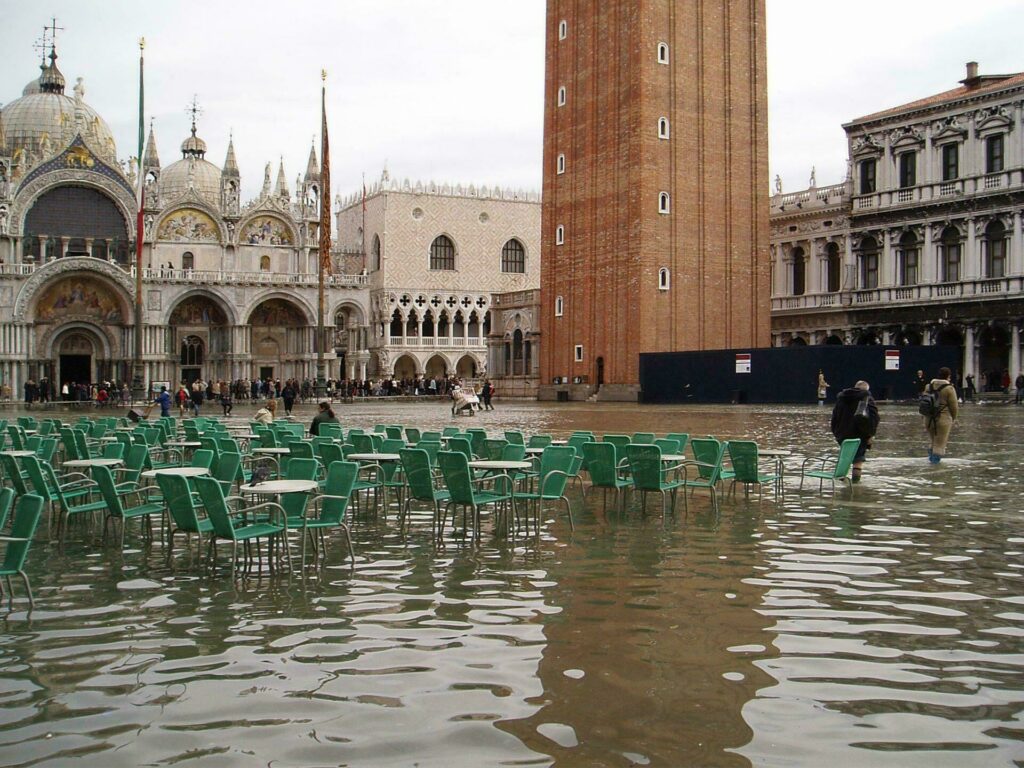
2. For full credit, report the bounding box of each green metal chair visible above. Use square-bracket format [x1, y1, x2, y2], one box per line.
[601, 434, 630, 451]
[49, 460, 109, 548]
[302, 460, 358, 568]
[655, 438, 681, 455]
[681, 438, 726, 510]
[512, 445, 575, 535]
[625, 443, 686, 518]
[114, 444, 149, 487]
[385, 425, 404, 440]
[725, 441, 779, 501]
[20, 455, 95, 535]
[483, 438, 508, 460]
[0, 487, 14, 532]
[799, 439, 860, 496]
[631, 432, 656, 445]
[666, 433, 690, 454]
[157, 472, 213, 562]
[527, 434, 552, 449]
[34, 437, 58, 464]
[1, 454, 30, 497]
[319, 423, 344, 440]
[437, 450, 513, 540]
[101, 442, 126, 460]
[194, 476, 290, 578]
[212, 452, 242, 495]
[399, 448, 450, 535]
[0, 494, 44, 609]
[503, 430, 525, 446]
[190, 450, 216, 470]
[92, 465, 164, 548]
[405, 427, 422, 445]
[420, 431, 442, 443]
[582, 441, 631, 512]
[441, 427, 460, 438]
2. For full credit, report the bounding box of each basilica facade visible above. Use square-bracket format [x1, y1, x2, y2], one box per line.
[0, 40, 539, 398]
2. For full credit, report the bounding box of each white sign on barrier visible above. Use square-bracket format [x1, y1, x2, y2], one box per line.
[885, 350, 900, 371]
[735, 353, 752, 374]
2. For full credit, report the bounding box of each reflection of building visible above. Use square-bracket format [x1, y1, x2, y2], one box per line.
[538, 0, 771, 401]
[771, 63, 1024, 386]
[335, 176, 540, 391]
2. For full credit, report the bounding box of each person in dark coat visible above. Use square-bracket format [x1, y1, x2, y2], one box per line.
[830, 380, 880, 483]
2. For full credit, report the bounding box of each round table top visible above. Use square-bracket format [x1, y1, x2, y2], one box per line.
[232, 433, 260, 439]
[524, 447, 546, 455]
[660, 454, 687, 462]
[550, 439, 568, 445]
[252, 447, 290, 455]
[165, 441, 201, 448]
[64, 458, 124, 468]
[99, 436, 119, 442]
[348, 453, 401, 462]
[141, 466, 210, 478]
[468, 460, 533, 470]
[240, 479, 319, 494]
[2, 450, 35, 457]
[759, 448, 792, 457]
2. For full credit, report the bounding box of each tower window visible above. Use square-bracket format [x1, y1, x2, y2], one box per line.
[556, 153, 566, 174]
[657, 42, 669, 64]
[558, 19, 567, 40]
[574, 345, 584, 362]
[182, 251, 194, 270]
[658, 192, 670, 214]
[658, 268, 670, 290]
[557, 86, 566, 107]
[555, 225, 564, 245]
[555, 295, 564, 317]
[658, 117, 669, 139]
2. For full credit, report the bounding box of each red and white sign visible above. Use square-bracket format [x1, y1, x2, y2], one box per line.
[735, 353, 752, 374]
[885, 349, 900, 371]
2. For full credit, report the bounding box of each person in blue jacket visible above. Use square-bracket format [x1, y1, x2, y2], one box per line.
[155, 386, 172, 418]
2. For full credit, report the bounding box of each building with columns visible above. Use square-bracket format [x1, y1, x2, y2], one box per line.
[334, 174, 541, 392]
[771, 62, 1024, 388]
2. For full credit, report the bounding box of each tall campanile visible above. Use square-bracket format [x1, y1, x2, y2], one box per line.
[538, 0, 770, 401]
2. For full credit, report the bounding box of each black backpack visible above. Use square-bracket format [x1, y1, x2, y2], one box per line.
[918, 382, 949, 419]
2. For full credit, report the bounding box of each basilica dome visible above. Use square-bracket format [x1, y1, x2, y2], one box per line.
[1, 52, 117, 164]
[160, 131, 223, 207]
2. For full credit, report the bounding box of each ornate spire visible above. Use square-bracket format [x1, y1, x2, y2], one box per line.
[38, 18, 66, 95]
[275, 157, 289, 199]
[180, 96, 206, 158]
[304, 143, 319, 181]
[143, 121, 160, 169]
[223, 132, 239, 176]
[261, 162, 272, 197]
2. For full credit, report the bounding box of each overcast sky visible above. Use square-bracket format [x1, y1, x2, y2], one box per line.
[2, 1, 1022, 202]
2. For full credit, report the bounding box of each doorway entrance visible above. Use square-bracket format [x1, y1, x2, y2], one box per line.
[181, 367, 201, 385]
[596, 357, 605, 389]
[60, 354, 91, 386]
[259, 366, 274, 381]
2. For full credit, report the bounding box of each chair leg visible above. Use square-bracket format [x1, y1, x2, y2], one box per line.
[18, 571, 33, 610]
[562, 497, 573, 530]
[342, 523, 354, 571]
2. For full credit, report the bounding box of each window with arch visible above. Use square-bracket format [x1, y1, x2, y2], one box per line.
[259, 254, 271, 271]
[555, 225, 564, 245]
[555, 295, 564, 317]
[658, 267, 670, 290]
[792, 247, 806, 296]
[556, 153, 566, 174]
[658, 117, 670, 139]
[858, 236, 879, 290]
[657, 42, 669, 64]
[372, 234, 381, 271]
[557, 86, 566, 107]
[984, 220, 1006, 278]
[658, 191, 670, 214]
[180, 336, 204, 366]
[940, 227, 961, 283]
[182, 251, 194, 270]
[826, 242, 842, 293]
[898, 231, 919, 286]
[429, 234, 456, 270]
[558, 19, 567, 40]
[501, 238, 526, 273]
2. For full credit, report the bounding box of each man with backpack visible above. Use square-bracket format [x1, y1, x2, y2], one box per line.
[922, 367, 959, 464]
[830, 380, 879, 483]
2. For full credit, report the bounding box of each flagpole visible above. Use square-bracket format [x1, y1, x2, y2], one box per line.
[132, 37, 146, 402]
[316, 69, 329, 398]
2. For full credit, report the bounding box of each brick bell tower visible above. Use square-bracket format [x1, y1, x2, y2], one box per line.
[538, 0, 771, 401]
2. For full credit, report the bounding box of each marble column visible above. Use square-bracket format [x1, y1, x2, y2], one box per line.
[59, 236, 69, 259]
[964, 325, 976, 379]
[1011, 324, 1021, 378]
[36, 235, 48, 264]
[965, 219, 977, 280]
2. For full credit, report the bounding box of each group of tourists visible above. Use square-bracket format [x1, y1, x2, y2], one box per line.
[828, 366, 961, 482]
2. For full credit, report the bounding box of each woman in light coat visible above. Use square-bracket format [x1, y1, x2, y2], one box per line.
[925, 367, 959, 463]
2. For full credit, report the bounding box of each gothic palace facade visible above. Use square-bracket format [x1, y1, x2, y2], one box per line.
[771, 63, 1024, 386]
[0, 41, 540, 397]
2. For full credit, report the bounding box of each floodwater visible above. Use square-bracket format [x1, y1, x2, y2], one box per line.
[1, 401, 1022, 767]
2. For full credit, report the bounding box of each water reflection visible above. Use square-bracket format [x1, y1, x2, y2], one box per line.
[0, 402, 1020, 766]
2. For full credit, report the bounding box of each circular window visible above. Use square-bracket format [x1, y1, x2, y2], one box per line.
[479, 212, 489, 224]
[412, 207, 424, 220]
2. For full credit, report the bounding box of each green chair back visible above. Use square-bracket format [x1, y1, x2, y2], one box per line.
[446, 437, 473, 461]
[400, 449, 438, 503]
[120, 444, 149, 484]
[690, 438, 725, 483]
[213, 452, 242, 491]
[631, 432, 656, 445]
[625, 444, 664, 491]
[466, 429, 487, 458]
[504, 431, 525, 446]
[441, 427, 460, 437]
[483, 438, 508, 460]
[405, 428, 422, 445]
[726, 441, 761, 483]
[157, 473, 207, 534]
[833, 439, 861, 479]
[102, 442, 126, 460]
[582, 442, 621, 488]
[7, 426, 24, 451]
[500, 443, 526, 461]
[1, 454, 29, 496]
[420, 431, 442, 442]
[385, 426, 404, 440]
[190, 450, 215, 470]
[417, 440, 442, 466]
[318, 461, 358, 523]
[527, 434, 552, 449]
[320, 443, 344, 466]
[666, 433, 690, 453]
[535, 446, 575, 498]
[35, 437, 58, 464]
[655, 438, 681, 455]
[1, 494, 43, 575]
[319, 423, 344, 440]
[351, 434, 374, 454]
[602, 434, 630, 450]
[0, 487, 14, 531]
[437, 450, 476, 506]
[194, 476, 239, 539]
[290, 441, 316, 460]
